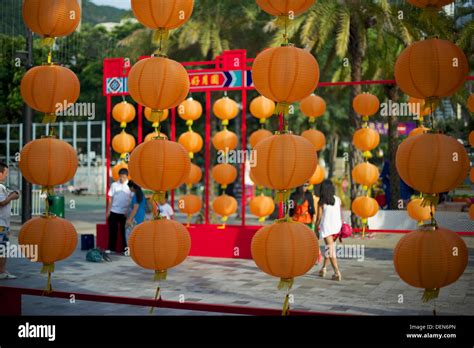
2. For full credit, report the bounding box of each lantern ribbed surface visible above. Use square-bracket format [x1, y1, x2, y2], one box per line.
[213, 194, 238, 217]
[249, 129, 273, 148]
[256, 0, 316, 16]
[301, 129, 326, 151]
[131, 0, 194, 30]
[212, 129, 238, 151]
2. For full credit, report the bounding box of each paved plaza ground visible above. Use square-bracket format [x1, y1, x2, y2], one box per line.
[2, 194, 474, 316]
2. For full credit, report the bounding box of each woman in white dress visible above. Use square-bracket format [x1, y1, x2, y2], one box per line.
[315, 180, 343, 281]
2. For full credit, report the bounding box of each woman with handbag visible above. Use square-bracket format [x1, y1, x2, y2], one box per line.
[315, 180, 343, 281]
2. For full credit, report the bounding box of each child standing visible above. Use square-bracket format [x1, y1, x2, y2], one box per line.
[0, 162, 20, 280]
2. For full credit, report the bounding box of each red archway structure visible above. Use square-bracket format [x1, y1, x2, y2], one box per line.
[98, 49, 474, 258]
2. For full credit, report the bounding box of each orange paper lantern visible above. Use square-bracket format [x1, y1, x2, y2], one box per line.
[213, 194, 238, 220]
[212, 129, 238, 151]
[128, 219, 191, 278]
[179, 194, 202, 216]
[185, 163, 202, 186]
[309, 165, 325, 186]
[301, 129, 326, 151]
[406, 198, 433, 222]
[131, 0, 194, 30]
[128, 57, 189, 113]
[144, 107, 169, 123]
[144, 132, 168, 142]
[352, 162, 379, 187]
[213, 97, 239, 121]
[19, 137, 78, 187]
[22, 0, 81, 40]
[128, 139, 190, 193]
[250, 96, 275, 121]
[256, 0, 316, 17]
[19, 215, 77, 266]
[394, 39, 468, 100]
[470, 167, 474, 183]
[178, 97, 203, 121]
[249, 195, 275, 221]
[212, 164, 237, 188]
[20, 65, 80, 116]
[249, 129, 273, 148]
[300, 94, 326, 119]
[469, 131, 474, 147]
[468, 95, 474, 113]
[353, 93, 380, 117]
[251, 134, 316, 196]
[408, 97, 432, 117]
[353, 128, 380, 152]
[112, 131, 136, 155]
[252, 46, 319, 110]
[408, 126, 430, 138]
[352, 196, 379, 219]
[396, 134, 469, 194]
[112, 162, 129, 182]
[407, 0, 454, 8]
[112, 101, 136, 127]
[178, 131, 203, 156]
[251, 221, 319, 282]
[393, 226, 468, 301]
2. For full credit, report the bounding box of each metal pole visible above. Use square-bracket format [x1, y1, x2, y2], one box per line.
[21, 29, 33, 224]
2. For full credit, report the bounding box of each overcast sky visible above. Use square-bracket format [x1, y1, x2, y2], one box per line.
[90, 0, 131, 9]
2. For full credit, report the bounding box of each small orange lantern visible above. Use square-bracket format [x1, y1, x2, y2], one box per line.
[185, 163, 202, 187]
[250, 195, 275, 222]
[112, 101, 136, 128]
[212, 164, 237, 189]
[178, 131, 203, 158]
[309, 165, 325, 187]
[178, 194, 202, 225]
[19, 137, 78, 188]
[178, 97, 203, 123]
[112, 162, 129, 182]
[112, 131, 136, 156]
[131, 0, 194, 31]
[213, 96, 239, 123]
[353, 93, 380, 117]
[213, 194, 238, 222]
[301, 129, 326, 151]
[393, 226, 468, 302]
[212, 129, 238, 152]
[353, 128, 380, 152]
[352, 196, 379, 220]
[407, 198, 433, 223]
[352, 162, 379, 188]
[250, 96, 275, 123]
[300, 94, 326, 121]
[407, 0, 454, 8]
[249, 129, 273, 148]
[256, 0, 316, 17]
[408, 126, 430, 138]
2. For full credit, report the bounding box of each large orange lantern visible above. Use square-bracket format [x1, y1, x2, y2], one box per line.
[22, 0, 81, 42]
[250, 195, 275, 222]
[352, 162, 379, 187]
[251, 134, 316, 201]
[256, 0, 316, 17]
[353, 128, 380, 152]
[19, 215, 77, 292]
[396, 134, 469, 194]
[112, 101, 136, 128]
[393, 226, 468, 301]
[250, 96, 275, 123]
[128, 57, 189, 118]
[301, 129, 326, 151]
[394, 39, 468, 100]
[212, 129, 238, 151]
[112, 162, 129, 182]
[131, 0, 194, 32]
[178, 131, 203, 158]
[407, 198, 433, 223]
[212, 164, 237, 189]
[300, 94, 326, 120]
[128, 219, 191, 280]
[353, 93, 380, 117]
[178, 194, 202, 225]
[352, 196, 379, 220]
[407, 0, 454, 8]
[213, 194, 238, 222]
[252, 46, 319, 114]
[178, 97, 203, 123]
[249, 129, 273, 148]
[213, 96, 239, 123]
[112, 131, 136, 156]
[185, 163, 202, 187]
[128, 139, 190, 197]
[20, 65, 80, 123]
[19, 137, 78, 188]
[251, 221, 319, 314]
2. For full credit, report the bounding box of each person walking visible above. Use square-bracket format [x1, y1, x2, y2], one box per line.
[125, 181, 147, 242]
[315, 179, 343, 281]
[0, 162, 19, 279]
[289, 184, 315, 228]
[107, 168, 132, 253]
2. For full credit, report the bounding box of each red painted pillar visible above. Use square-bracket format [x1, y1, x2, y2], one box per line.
[171, 108, 176, 211]
[106, 96, 112, 219]
[137, 104, 143, 144]
[0, 287, 22, 315]
[205, 91, 211, 224]
[241, 84, 247, 226]
[278, 111, 284, 219]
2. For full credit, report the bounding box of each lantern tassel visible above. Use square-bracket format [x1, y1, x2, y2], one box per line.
[152, 191, 167, 205]
[258, 216, 266, 223]
[361, 218, 367, 239]
[149, 286, 162, 314]
[41, 37, 55, 48]
[278, 278, 294, 316]
[422, 288, 439, 303]
[150, 110, 164, 123]
[274, 102, 291, 116]
[259, 118, 267, 125]
[42, 113, 57, 124]
[421, 194, 439, 208]
[274, 190, 290, 204]
[362, 151, 372, 160]
[186, 120, 194, 127]
[282, 293, 290, 316]
[41, 263, 55, 295]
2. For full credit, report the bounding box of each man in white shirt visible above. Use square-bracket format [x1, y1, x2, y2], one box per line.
[0, 162, 19, 279]
[107, 168, 132, 253]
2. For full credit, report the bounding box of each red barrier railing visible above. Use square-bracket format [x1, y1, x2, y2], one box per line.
[352, 228, 474, 235]
[0, 286, 353, 316]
